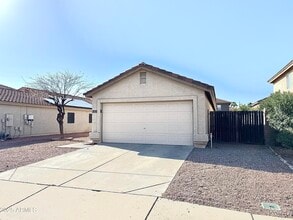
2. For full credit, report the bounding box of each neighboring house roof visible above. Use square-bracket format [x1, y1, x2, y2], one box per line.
[0, 84, 15, 90]
[268, 60, 293, 83]
[0, 86, 92, 109]
[0, 88, 51, 106]
[216, 98, 231, 104]
[84, 62, 216, 109]
[250, 97, 267, 108]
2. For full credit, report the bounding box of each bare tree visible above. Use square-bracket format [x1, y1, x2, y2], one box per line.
[28, 71, 91, 138]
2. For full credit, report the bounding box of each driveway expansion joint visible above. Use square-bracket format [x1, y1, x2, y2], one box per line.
[0, 186, 49, 213]
[27, 165, 86, 172]
[8, 168, 17, 180]
[91, 170, 173, 178]
[145, 197, 159, 220]
[58, 150, 131, 186]
[124, 181, 171, 194]
[0, 179, 51, 187]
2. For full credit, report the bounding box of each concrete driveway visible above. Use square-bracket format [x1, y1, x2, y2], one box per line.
[0, 143, 193, 219]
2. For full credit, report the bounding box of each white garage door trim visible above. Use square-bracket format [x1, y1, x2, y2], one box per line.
[102, 101, 193, 146]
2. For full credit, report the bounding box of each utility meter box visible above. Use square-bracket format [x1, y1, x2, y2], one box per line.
[5, 114, 14, 127]
[28, 115, 34, 121]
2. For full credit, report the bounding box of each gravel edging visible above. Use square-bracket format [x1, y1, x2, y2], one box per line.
[268, 146, 293, 171]
[163, 143, 293, 218]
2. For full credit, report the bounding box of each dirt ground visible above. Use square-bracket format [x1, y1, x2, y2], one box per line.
[0, 133, 89, 172]
[163, 143, 293, 218]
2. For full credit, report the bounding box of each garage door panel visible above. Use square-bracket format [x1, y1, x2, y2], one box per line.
[103, 132, 145, 143]
[103, 122, 144, 133]
[167, 124, 192, 134]
[102, 101, 193, 146]
[144, 123, 168, 133]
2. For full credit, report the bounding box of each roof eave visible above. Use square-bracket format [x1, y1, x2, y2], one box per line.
[268, 60, 293, 84]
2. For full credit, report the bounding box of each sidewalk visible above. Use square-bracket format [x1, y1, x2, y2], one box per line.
[147, 198, 291, 220]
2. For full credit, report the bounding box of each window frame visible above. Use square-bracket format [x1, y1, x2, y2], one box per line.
[140, 72, 146, 84]
[67, 112, 75, 124]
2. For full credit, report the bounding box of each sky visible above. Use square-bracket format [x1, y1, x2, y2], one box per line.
[0, 0, 292, 104]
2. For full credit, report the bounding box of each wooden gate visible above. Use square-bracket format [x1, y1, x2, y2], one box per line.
[210, 111, 265, 144]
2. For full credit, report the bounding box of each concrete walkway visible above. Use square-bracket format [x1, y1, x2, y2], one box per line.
[0, 143, 290, 219]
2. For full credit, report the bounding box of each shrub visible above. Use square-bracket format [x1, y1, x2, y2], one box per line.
[276, 131, 293, 148]
[261, 92, 293, 148]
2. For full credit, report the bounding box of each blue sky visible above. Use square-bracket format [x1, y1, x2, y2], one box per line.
[0, 0, 292, 103]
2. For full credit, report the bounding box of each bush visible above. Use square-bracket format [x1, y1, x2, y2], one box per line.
[276, 131, 293, 148]
[261, 92, 293, 148]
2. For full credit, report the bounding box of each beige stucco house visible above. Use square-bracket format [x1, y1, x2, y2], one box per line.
[84, 63, 216, 147]
[0, 87, 92, 138]
[268, 60, 293, 93]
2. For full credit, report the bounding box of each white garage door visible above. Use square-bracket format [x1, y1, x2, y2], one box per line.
[102, 101, 193, 146]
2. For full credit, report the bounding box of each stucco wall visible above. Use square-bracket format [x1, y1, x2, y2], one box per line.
[90, 69, 214, 147]
[0, 102, 91, 138]
[273, 70, 293, 93]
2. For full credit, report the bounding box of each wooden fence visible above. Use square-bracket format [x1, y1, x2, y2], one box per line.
[210, 111, 265, 144]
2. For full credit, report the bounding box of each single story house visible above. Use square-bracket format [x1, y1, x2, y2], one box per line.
[268, 60, 293, 93]
[216, 98, 231, 111]
[0, 86, 92, 138]
[84, 63, 216, 147]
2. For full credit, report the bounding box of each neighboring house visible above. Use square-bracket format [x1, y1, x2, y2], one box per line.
[250, 97, 267, 109]
[84, 62, 216, 148]
[0, 87, 92, 138]
[0, 84, 14, 89]
[251, 60, 293, 108]
[216, 98, 231, 111]
[268, 60, 293, 93]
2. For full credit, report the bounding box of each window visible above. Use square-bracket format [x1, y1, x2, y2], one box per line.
[67, 112, 75, 124]
[217, 104, 222, 111]
[89, 113, 92, 123]
[286, 73, 292, 90]
[140, 72, 146, 84]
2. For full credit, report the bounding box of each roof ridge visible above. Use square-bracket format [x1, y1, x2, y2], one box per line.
[84, 62, 215, 96]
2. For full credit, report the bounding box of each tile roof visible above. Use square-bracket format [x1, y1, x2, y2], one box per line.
[0, 88, 51, 106]
[85, 62, 215, 95]
[0, 84, 15, 90]
[84, 62, 216, 108]
[0, 87, 92, 108]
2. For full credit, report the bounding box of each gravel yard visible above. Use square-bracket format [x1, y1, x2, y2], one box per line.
[0, 133, 89, 172]
[163, 143, 293, 218]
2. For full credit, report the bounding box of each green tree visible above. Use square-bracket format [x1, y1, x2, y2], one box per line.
[261, 92, 293, 148]
[230, 102, 253, 111]
[28, 71, 91, 137]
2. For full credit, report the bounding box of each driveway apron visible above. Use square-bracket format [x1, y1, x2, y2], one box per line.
[0, 143, 192, 219]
